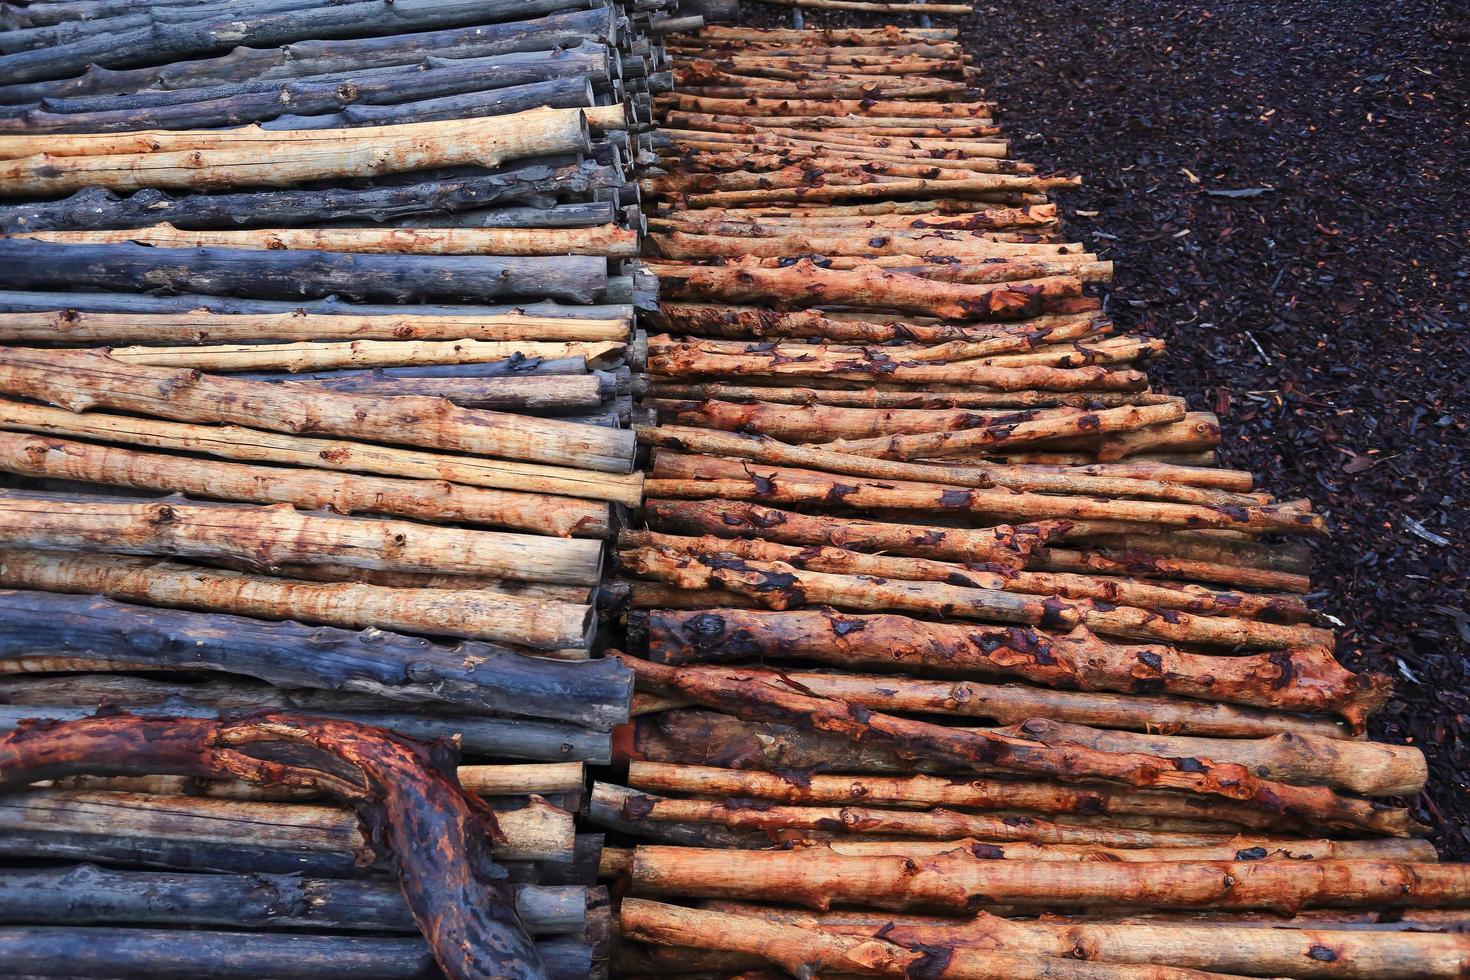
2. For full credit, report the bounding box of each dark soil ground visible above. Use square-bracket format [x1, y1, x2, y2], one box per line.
[743, 0, 1470, 856]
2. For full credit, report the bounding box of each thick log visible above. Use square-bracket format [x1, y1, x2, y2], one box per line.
[721, 905, 1470, 980]
[18, 222, 639, 258]
[0, 397, 643, 505]
[627, 846, 1470, 913]
[655, 258, 1081, 320]
[0, 0, 600, 85]
[257, 76, 598, 131]
[0, 787, 571, 864]
[593, 782, 1353, 850]
[0, 347, 637, 474]
[0, 702, 612, 765]
[287, 374, 613, 412]
[0, 309, 631, 345]
[0, 240, 607, 304]
[616, 658, 1415, 835]
[0, 162, 621, 232]
[0, 590, 631, 729]
[0, 108, 589, 194]
[624, 763, 1289, 832]
[634, 607, 1383, 728]
[637, 425, 1256, 508]
[0, 430, 610, 538]
[0, 8, 619, 104]
[619, 898, 1235, 980]
[0, 491, 604, 585]
[98, 339, 624, 373]
[0, 551, 594, 651]
[0, 864, 586, 936]
[4, 50, 610, 133]
[644, 498, 1044, 568]
[645, 454, 1324, 534]
[0, 713, 549, 977]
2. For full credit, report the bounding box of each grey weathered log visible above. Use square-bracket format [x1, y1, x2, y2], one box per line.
[0, 864, 587, 935]
[288, 373, 612, 411]
[0, 590, 631, 730]
[0, 240, 606, 304]
[0, 7, 617, 104]
[0, 927, 591, 980]
[0, 163, 621, 232]
[0, 0, 607, 84]
[259, 77, 597, 131]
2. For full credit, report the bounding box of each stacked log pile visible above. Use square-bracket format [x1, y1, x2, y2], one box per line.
[0, 2, 712, 977]
[602, 19, 1470, 979]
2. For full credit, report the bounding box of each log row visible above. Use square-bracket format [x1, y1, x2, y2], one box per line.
[601, 17, 1470, 980]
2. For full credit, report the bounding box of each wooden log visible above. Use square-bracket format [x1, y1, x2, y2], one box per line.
[0, 430, 610, 538]
[0, 864, 588, 936]
[0, 713, 549, 977]
[0, 7, 619, 104]
[616, 657, 1416, 835]
[0, 108, 589, 194]
[0, 162, 621, 232]
[0, 397, 643, 505]
[4, 50, 611, 133]
[0, 491, 604, 585]
[644, 381, 1178, 413]
[0, 346, 637, 474]
[0, 590, 632, 730]
[655, 259, 1082, 320]
[647, 303, 1097, 345]
[0, 240, 608, 304]
[0, 701, 612, 765]
[16, 222, 639, 258]
[634, 608, 1384, 728]
[0, 786, 572, 863]
[285, 374, 614, 412]
[0, 0, 599, 84]
[258, 76, 600, 132]
[722, 905, 1470, 980]
[645, 454, 1325, 534]
[624, 763, 1289, 832]
[619, 898, 1236, 980]
[0, 551, 594, 651]
[0, 308, 631, 345]
[626, 846, 1470, 913]
[593, 782, 1361, 850]
[1002, 719, 1425, 797]
[97, 338, 624, 373]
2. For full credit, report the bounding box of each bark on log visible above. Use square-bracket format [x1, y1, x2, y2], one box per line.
[0, 491, 604, 585]
[634, 607, 1383, 728]
[0, 162, 621, 232]
[0, 397, 642, 505]
[0, 108, 590, 194]
[627, 845, 1470, 913]
[0, 347, 637, 474]
[0, 430, 610, 538]
[0, 240, 607, 304]
[616, 657, 1416, 835]
[0, 551, 594, 651]
[0, 713, 548, 978]
[619, 898, 1239, 980]
[0, 590, 632, 729]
